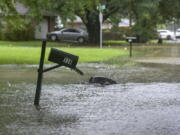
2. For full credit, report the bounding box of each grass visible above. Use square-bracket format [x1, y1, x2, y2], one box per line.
[3, 40, 176, 66]
[0, 40, 72, 47]
[0, 44, 129, 64]
[147, 39, 168, 44]
[103, 40, 127, 46]
[0, 40, 129, 47]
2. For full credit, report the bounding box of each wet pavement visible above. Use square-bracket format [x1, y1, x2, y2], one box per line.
[1, 45, 180, 135]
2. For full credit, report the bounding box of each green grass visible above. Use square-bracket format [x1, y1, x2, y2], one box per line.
[0, 46, 129, 64]
[1, 40, 180, 66]
[147, 39, 168, 44]
[103, 40, 127, 46]
[0, 40, 73, 47]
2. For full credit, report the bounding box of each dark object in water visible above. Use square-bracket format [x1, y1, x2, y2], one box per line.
[89, 77, 117, 85]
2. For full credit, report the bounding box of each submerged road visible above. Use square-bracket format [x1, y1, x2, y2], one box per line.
[136, 57, 180, 65]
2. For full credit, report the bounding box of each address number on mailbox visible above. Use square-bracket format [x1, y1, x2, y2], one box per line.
[63, 57, 72, 65]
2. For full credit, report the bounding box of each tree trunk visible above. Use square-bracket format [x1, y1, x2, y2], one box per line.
[77, 5, 119, 44]
[83, 14, 100, 44]
[86, 21, 100, 44]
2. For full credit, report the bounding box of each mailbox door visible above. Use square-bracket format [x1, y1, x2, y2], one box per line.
[48, 48, 79, 68]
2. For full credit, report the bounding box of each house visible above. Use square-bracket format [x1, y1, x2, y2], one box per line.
[65, 16, 86, 30]
[14, 2, 57, 40]
[65, 16, 134, 30]
[34, 13, 56, 39]
[118, 18, 134, 28]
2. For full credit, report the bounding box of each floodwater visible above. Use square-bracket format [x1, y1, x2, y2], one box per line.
[1, 45, 180, 135]
[0, 62, 180, 135]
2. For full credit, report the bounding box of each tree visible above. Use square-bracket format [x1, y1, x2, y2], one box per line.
[0, 0, 16, 14]
[0, 0, 19, 40]
[19, 0, 180, 43]
[47, 0, 128, 44]
[51, 0, 164, 43]
[0, 0, 37, 41]
[128, 0, 161, 42]
[158, 0, 180, 20]
[20, 0, 127, 43]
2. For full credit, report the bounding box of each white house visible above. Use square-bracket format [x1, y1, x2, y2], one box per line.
[118, 18, 134, 27]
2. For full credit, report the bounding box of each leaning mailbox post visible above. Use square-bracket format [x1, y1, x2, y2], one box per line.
[34, 40, 46, 106]
[34, 40, 84, 106]
[126, 37, 137, 58]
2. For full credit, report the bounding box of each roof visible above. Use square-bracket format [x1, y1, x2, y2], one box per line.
[14, 2, 29, 15]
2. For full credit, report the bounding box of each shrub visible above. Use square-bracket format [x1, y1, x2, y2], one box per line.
[103, 31, 123, 40]
[2, 16, 35, 41]
[103, 27, 132, 40]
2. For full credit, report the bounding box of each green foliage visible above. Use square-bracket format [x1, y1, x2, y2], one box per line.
[158, 0, 180, 20]
[2, 16, 34, 41]
[0, 0, 16, 14]
[129, 0, 160, 42]
[17, 0, 52, 18]
[103, 27, 131, 40]
[1, 0, 179, 44]
[132, 15, 157, 42]
[103, 32, 124, 40]
[21, 0, 127, 43]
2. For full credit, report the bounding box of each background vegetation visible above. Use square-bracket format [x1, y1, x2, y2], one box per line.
[0, 0, 179, 43]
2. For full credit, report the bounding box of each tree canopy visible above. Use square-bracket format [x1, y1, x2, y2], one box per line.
[0, 0, 16, 15]
[1, 0, 180, 43]
[158, 0, 180, 20]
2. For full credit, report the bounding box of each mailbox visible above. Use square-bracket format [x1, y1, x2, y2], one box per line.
[48, 48, 79, 69]
[126, 37, 136, 58]
[34, 41, 84, 107]
[126, 37, 137, 43]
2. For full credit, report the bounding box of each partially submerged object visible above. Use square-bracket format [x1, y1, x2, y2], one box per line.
[34, 41, 84, 106]
[89, 77, 117, 85]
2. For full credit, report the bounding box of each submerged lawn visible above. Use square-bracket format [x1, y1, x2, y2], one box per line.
[0, 46, 129, 64]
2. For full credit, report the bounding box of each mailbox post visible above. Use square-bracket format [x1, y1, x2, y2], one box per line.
[126, 37, 136, 58]
[34, 40, 46, 106]
[34, 41, 84, 106]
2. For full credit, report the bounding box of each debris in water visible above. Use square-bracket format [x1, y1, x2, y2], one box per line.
[89, 76, 117, 85]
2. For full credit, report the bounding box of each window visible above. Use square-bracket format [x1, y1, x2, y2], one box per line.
[63, 29, 79, 33]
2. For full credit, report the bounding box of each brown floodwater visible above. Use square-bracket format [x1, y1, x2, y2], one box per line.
[0, 45, 180, 135]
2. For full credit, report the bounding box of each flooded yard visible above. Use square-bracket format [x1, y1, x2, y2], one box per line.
[0, 61, 180, 135]
[0, 45, 180, 135]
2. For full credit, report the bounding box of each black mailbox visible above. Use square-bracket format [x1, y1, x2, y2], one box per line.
[34, 41, 84, 107]
[126, 37, 137, 43]
[48, 48, 79, 69]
